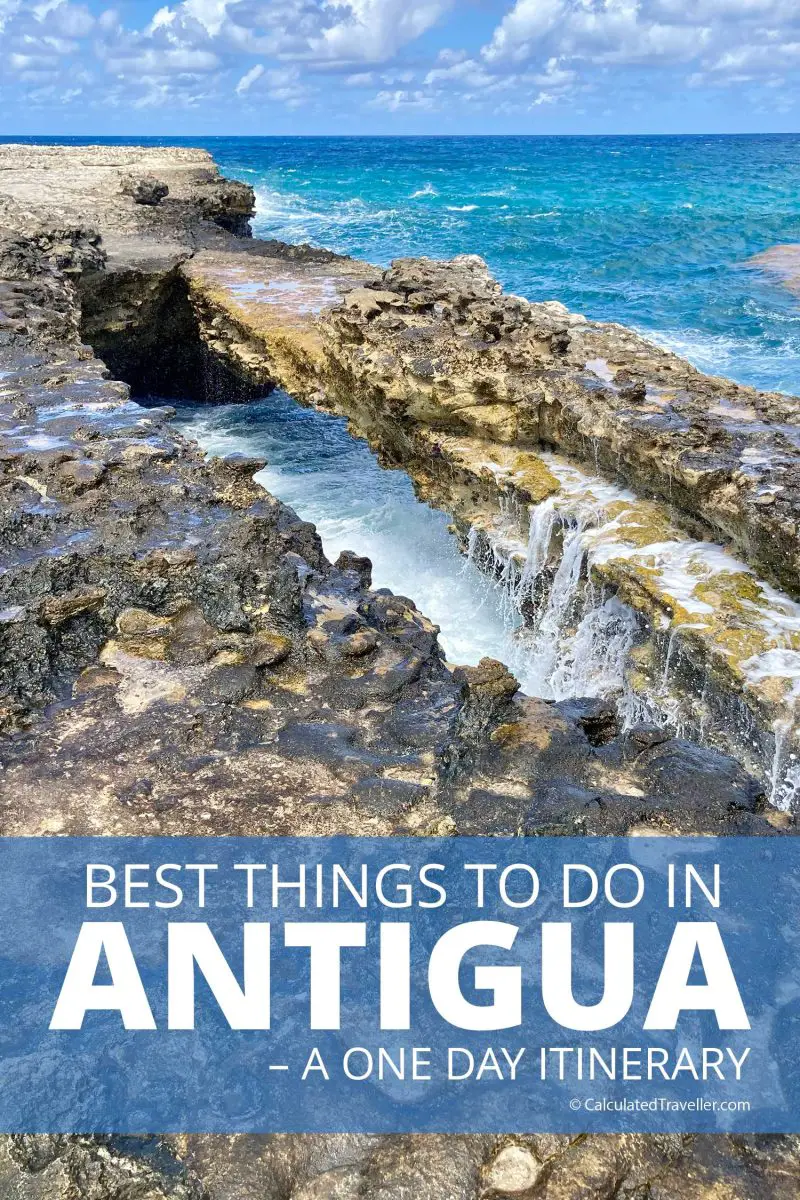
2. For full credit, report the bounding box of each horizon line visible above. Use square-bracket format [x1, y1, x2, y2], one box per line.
[2, 130, 799, 140]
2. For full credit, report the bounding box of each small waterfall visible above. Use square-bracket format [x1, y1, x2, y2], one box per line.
[177, 390, 800, 810]
[474, 493, 639, 703]
[464, 525, 479, 565]
[770, 717, 800, 809]
[549, 596, 639, 700]
[616, 620, 709, 738]
[515, 496, 556, 601]
[475, 483, 800, 810]
[524, 517, 591, 695]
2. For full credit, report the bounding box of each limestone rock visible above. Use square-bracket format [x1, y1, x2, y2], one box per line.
[121, 173, 169, 206]
[484, 1144, 541, 1194]
[1, 142, 798, 1200]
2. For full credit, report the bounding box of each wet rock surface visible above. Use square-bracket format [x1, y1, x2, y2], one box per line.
[0, 145, 798, 1198]
[322, 254, 800, 602]
[176, 244, 800, 800]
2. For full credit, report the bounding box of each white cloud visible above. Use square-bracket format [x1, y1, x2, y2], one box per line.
[706, 38, 800, 72]
[434, 46, 467, 65]
[424, 56, 497, 88]
[1, 1, 93, 80]
[381, 68, 414, 83]
[182, 0, 239, 36]
[231, 61, 314, 105]
[483, 0, 564, 63]
[102, 45, 221, 74]
[306, 0, 454, 65]
[480, 0, 796, 87]
[263, 64, 314, 105]
[533, 56, 576, 87]
[411, 46, 578, 112]
[483, 0, 709, 68]
[0, 0, 23, 29]
[97, 8, 119, 32]
[367, 87, 436, 110]
[235, 60, 263, 91]
[147, 7, 177, 34]
[1, 0, 797, 121]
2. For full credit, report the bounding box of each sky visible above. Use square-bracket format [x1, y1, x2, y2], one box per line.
[0, 0, 798, 136]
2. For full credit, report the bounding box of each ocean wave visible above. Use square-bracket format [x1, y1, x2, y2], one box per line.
[236, 138, 800, 399]
[643, 327, 741, 368]
[639, 324, 800, 394]
[253, 186, 399, 236]
[742, 297, 800, 326]
[253, 187, 315, 224]
[410, 182, 437, 198]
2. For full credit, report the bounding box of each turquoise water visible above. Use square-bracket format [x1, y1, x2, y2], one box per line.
[177, 390, 548, 686]
[207, 135, 800, 395]
[15, 134, 800, 393]
[15, 134, 800, 766]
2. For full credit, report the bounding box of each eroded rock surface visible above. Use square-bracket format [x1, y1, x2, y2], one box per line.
[0, 144, 798, 1199]
[182, 249, 800, 597]
[328, 254, 800, 596]
[4, 1133, 800, 1200]
[176, 247, 800, 799]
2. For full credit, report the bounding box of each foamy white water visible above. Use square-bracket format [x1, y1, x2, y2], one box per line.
[176, 391, 545, 688]
[176, 389, 800, 804]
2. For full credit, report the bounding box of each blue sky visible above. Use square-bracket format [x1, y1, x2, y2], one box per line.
[1, 0, 798, 135]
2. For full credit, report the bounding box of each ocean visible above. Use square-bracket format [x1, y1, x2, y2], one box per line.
[10, 133, 800, 393]
[204, 134, 800, 395]
[166, 134, 800, 708]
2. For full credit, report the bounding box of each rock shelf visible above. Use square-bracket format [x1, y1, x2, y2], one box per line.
[0, 144, 798, 1199]
[173, 237, 800, 803]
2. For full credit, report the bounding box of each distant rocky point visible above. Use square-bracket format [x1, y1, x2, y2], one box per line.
[746, 242, 800, 295]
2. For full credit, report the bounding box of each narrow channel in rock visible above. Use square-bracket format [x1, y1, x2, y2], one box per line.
[174, 388, 800, 810]
[173, 389, 541, 687]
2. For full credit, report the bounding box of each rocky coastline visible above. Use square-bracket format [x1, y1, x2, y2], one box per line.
[1, 144, 799, 1198]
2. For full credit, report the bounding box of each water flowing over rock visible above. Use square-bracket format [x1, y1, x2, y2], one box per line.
[171, 245, 800, 807]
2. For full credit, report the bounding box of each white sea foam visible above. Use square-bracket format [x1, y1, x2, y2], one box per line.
[638, 323, 800, 396]
[252, 186, 400, 253]
[176, 394, 540, 687]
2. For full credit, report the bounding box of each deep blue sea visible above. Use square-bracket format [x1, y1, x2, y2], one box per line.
[11, 134, 800, 393]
